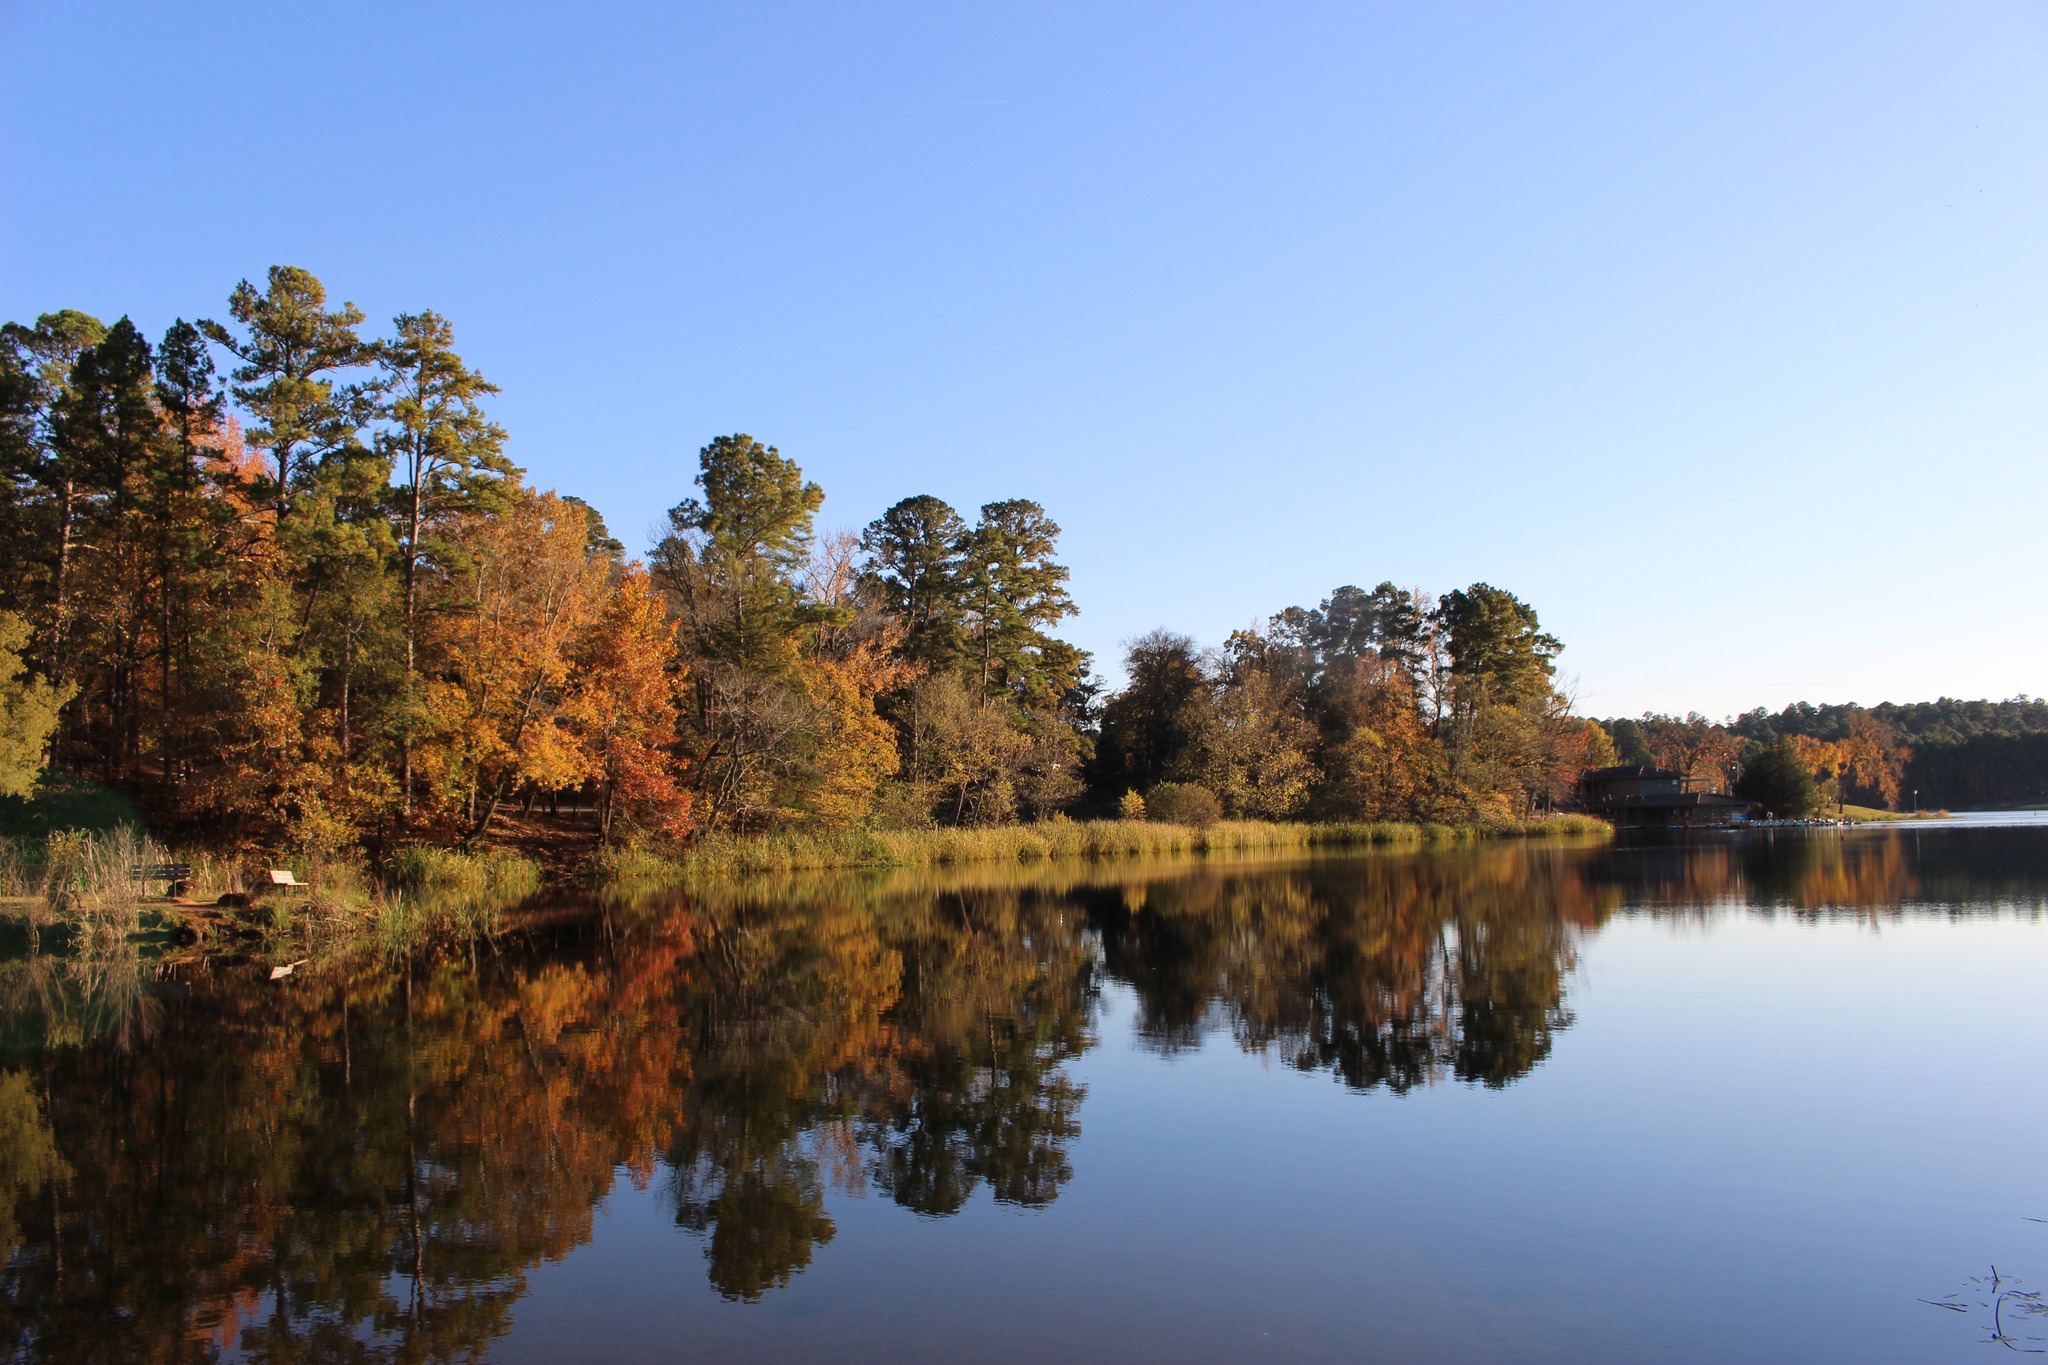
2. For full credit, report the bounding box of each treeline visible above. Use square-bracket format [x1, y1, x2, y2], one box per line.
[0, 265, 1598, 858]
[0, 271, 697, 852]
[1601, 696, 2048, 812]
[1090, 582, 1608, 824]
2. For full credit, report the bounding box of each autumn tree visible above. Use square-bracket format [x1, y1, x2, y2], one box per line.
[1839, 711, 1908, 809]
[1191, 630, 1319, 819]
[566, 564, 693, 842]
[1628, 712, 1742, 791]
[419, 488, 614, 841]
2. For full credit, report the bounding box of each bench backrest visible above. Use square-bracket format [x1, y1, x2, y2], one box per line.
[269, 869, 299, 885]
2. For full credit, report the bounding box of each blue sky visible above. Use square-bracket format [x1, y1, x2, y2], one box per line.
[5, 1, 2043, 717]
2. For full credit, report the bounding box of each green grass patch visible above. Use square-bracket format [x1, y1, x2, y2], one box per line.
[1837, 803, 1947, 822]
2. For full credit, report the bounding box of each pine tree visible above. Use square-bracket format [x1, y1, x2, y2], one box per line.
[655, 434, 823, 671]
[957, 499, 1075, 705]
[378, 310, 519, 816]
[200, 266, 374, 522]
[860, 494, 968, 668]
[0, 310, 106, 677]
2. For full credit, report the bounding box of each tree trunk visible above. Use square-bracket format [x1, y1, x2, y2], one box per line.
[49, 476, 75, 680]
[402, 476, 423, 818]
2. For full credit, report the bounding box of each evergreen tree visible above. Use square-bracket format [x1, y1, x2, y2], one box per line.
[958, 499, 1076, 705]
[200, 266, 375, 522]
[147, 321, 233, 798]
[378, 310, 519, 815]
[50, 318, 161, 766]
[860, 494, 967, 668]
[1095, 630, 1209, 795]
[0, 310, 106, 674]
[655, 434, 824, 670]
[1735, 738, 1819, 817]
[1436, 583, 1561, 714]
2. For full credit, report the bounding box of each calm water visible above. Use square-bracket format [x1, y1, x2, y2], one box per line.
[1, 828, 2044, 1363]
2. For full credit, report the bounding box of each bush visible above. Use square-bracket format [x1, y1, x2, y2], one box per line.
[1144, 782, 1223, 827]
[1117, 789, 1147, 821]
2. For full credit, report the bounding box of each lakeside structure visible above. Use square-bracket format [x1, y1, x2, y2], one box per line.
[1578, 764, 1750, 830]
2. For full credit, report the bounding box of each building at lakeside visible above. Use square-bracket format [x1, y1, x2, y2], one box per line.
[1578, 764, 1750, 830]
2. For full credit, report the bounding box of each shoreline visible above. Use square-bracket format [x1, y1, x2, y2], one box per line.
[593, 815, 1614, 884]
[3, 816, 1610, 955]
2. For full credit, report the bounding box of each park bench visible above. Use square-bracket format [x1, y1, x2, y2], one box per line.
[268, 869, 308, 891]
[128, 863, 194, 896]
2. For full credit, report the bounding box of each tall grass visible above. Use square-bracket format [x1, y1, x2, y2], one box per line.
[33, 827, 169, 943]
[597, 813, 1611, 883]
[374, 846, 544, 943]
[0, 831, 546, 953]
[0, 837, 41, 899]
[385, 845, 543, 901]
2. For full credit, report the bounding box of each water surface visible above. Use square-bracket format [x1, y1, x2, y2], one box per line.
[2, 829, 2044, 1362]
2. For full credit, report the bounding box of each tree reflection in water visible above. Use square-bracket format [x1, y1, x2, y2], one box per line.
[0, 830, 2038, 1360]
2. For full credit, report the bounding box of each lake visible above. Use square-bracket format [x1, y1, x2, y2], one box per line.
[1, 826, 2044, 1363]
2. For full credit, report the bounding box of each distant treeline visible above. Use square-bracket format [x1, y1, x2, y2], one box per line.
[1601, 697, 2048, 811]
[0, 266, 1603, 856]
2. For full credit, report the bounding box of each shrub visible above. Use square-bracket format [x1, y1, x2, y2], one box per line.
[1117, 789, 1147, 821]
[1144, 782, 1222, 827]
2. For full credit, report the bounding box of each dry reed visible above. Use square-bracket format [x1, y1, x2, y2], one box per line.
[598, 813, 1610, 884]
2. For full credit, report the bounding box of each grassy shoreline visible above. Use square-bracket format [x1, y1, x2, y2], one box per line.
[1836, 803, 1948, 822]
[1, 816, 1610, 950]
[594, 814, 1612, 883]
[0, 833, 545, 953]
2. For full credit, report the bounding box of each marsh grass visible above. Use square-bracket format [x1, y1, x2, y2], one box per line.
[37, 827, 168, 943]
[386, 846, 543, 901]
[351, 847, 545, 946]
[0, 837, 41, 900]
[598, 813, 1610, 883]
[0, 831, 544, 955]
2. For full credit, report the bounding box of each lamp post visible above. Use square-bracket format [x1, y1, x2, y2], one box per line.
[1912, 788, 1919, 815]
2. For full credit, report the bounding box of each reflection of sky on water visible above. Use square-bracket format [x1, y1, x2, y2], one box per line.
[1923, 809, 2048, 826]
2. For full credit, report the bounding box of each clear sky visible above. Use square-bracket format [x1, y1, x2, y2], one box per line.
[4, 1, 2043, 718]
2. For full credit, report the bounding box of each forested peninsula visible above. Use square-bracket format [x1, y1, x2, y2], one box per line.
[1, 267, 2039, 922]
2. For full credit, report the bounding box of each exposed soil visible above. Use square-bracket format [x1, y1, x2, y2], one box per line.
[475, 809, 605, 882]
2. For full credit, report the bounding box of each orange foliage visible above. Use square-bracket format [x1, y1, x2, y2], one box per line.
[568, 563, 695, 842]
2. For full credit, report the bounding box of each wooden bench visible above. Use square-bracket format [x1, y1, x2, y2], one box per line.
[268, 869, 308, 890]
[128, 863, 194, 895]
